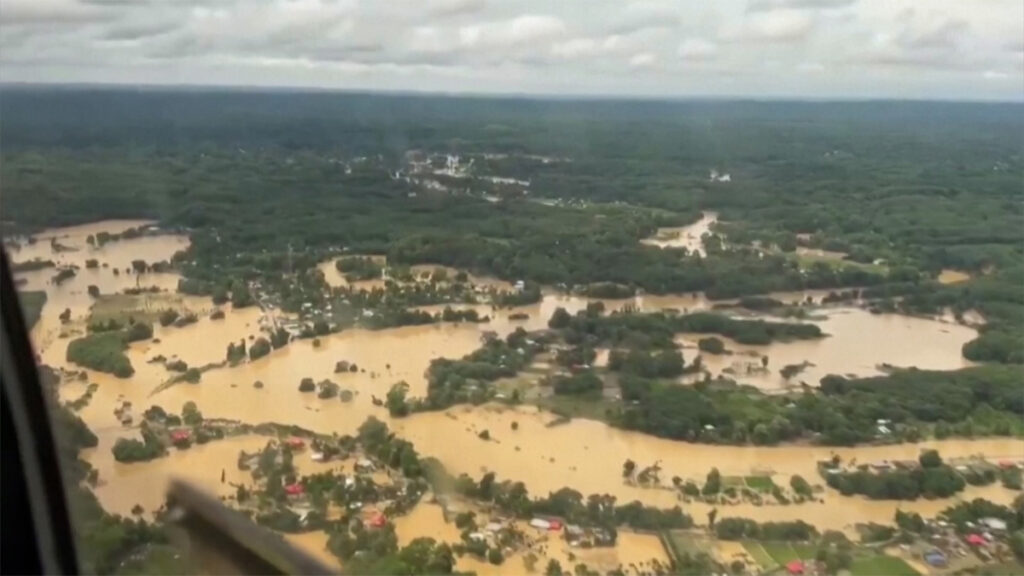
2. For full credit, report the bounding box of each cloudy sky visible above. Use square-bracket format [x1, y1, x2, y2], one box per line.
[1, 0, 1022, 100]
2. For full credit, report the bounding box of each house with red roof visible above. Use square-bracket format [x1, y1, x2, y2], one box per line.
[368, 513, 387, 528]
[786, 560, 805, 575]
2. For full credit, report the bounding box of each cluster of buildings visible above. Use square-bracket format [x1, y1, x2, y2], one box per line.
[911, 515, 1014, 569]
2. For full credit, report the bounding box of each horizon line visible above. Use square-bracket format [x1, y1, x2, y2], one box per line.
[2, 80, 1022, 105]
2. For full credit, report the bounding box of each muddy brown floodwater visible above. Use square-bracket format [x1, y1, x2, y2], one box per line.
[678, 307, 978, 391]
[13, 221, 1020, 546]
[394, 406, 1022, 534]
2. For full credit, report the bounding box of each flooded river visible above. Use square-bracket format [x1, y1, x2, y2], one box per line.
[11, 221, 1019, 542]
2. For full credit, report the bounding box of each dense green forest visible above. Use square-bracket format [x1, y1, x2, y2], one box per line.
[1, 89, 1022, 359]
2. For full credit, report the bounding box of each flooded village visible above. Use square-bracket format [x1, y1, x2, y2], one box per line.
[11, 218, 1023, 576]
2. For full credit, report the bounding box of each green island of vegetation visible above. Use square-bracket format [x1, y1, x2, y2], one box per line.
[385, 305, 1023, 447]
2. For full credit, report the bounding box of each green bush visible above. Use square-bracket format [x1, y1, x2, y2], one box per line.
[552, 371, 603, 396]
[158, 309, 179, 327]
[124, 321, 154, 343]
[249, 337, 271, 360]
[790, 475, 813, 498]
[67, 332, 134, 377]
[112, 429, 164, 462]
[697, 337, 726, 355]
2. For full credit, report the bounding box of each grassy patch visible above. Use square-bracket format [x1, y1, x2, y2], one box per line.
[89, 293, 188, 325]
[970, 561, 1024, 575]
[790, 252, 887, 275]
[762, 541, 800, 565]
[66, 331, 134, 377]
[115, 544, 189, 575]
[744, 475, 776, 493]
[791, 543, 818, 560]
[741, 541, 778, 571]
[849, 554, 919, 576]
[18, 290, 47, 328]
[719, 476, 744, 488]
[534, 394, 615, 421]
[666, 530, 707, 558]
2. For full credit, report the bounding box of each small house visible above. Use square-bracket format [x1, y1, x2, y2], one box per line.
[286, 437, 306, 450]
[368, 513, 387, 528]
[564, 525, 585, 542]
[284, 483, 305, 496]
[786, 560, 805, 575]
[980, 518, 1008, 531]
[170, 429, 191, 443]
[592, 528, 615, 547]
[965, 534, 986, 546]
[529, 518, 551, 530]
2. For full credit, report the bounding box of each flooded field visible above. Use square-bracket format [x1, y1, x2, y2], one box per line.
[640, 212, 718, 256]
[679, 307, 978, 391]
[12, 221, 1018, 550]
[285, 531, 342, 572]
[85, 429, 344, 517]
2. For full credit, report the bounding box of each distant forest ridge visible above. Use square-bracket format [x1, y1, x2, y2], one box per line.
[2, 86, 1021, 363]
[1, 86, 1022, 150]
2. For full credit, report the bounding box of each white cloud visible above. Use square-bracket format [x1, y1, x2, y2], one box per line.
[983, 70, 1010, 80]
[2, 0, 106, 24]
[0, 0, 1021, 100]
[459, 15, 565, 49]
[720, 9, 815, 42]
[629, 52, 658, 68]
[426, 0, 485, 17]
[747, 0, 855, 12]
[552, 36, 623, 59]
[408, 27, 453, 54]
[611, 2, 681, 33]
[677, 38, 719, 60]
